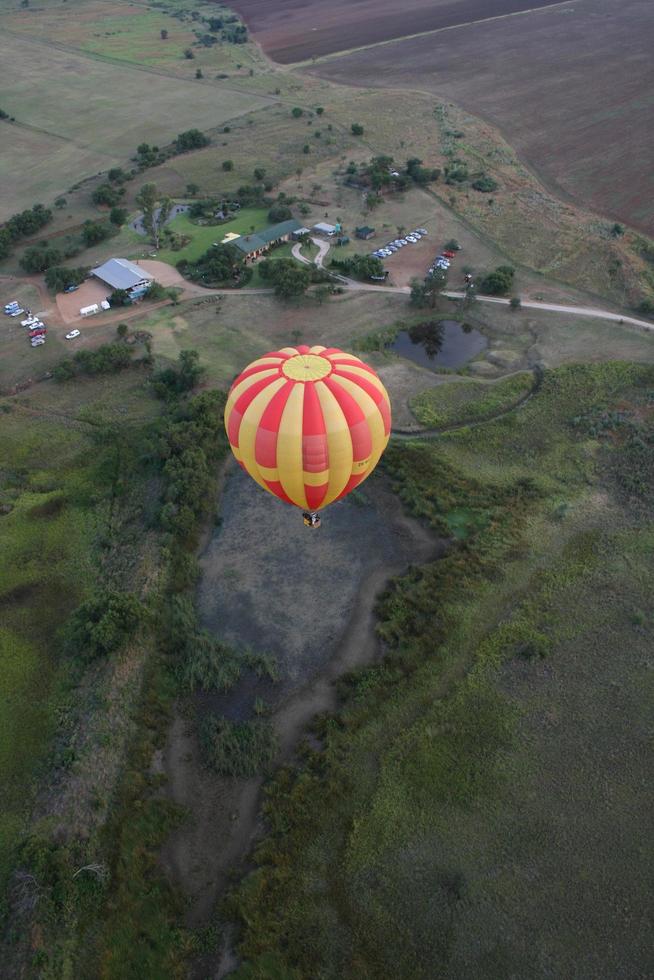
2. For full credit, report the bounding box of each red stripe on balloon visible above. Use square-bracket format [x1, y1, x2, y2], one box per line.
[336, 369, 391, 436]
[335, 473, 366, 500]
[263, 480, 294, 505]
[305, 483, 328, 510]
[255, 381, 294, 468]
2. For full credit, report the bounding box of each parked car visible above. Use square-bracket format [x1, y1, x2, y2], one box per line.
[63, 284, 79, 293]
[406, 236, 418, 243]
[29, 330, 46, 339]
[65, 329, 81, 340]
[442, 250, 456, 258]
[4, 302, 20, 312]
[417, 228, 428, 235]
[31, 337, 46, 347]
[10, 308, 25, 317]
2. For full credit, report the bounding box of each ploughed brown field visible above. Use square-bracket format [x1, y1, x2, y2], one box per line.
[236, 0, 654, 236]
[229, 0, 560, 63]
[309, 0, 654, 234]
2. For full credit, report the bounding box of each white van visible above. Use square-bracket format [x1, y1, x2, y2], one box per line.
[80, 304, 100, 317]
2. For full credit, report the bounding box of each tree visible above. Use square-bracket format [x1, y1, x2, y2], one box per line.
[55, 196, 67, 209]
[302, 144, 310, 154]
[480, 265, 515, 296]
[116, 322, 129, 339]
[611, 223, 625, 237]
[109, 206, 128, 227]
[44, 265, 88, 293]
[315, 106, 324, 116]
[314, 285, 330, 305]
[509, 296, 522, 310]
[160, 28, 168, 39]
[410, 269, 447, 308]
[92, 183, 122, 206]
[186, 183, 199, 197]
[253, 167, 266, 181]
[109, 288, 131, 307]
[268, 205, 292, 223]
[444, 239, 461, 251]
[222, 159, 234, 171]
[81, 220, 111, 247]
[152, 349, 204, 399]
[195, 67, 203, 79]
[135, 183, 171, 248]
[259, 258, 311, 299]
[351, 123, 364, 136]
[184, 47, 194, 59]
[64, 589, 144, 661]
[291, 107, 303, 118]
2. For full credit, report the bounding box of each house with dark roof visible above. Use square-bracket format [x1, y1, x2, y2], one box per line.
[230, 219, 302, 261]
[355, 226, 375, 240]
[91, 258, 153, 294]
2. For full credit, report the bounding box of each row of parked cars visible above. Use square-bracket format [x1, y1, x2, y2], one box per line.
[4, 301, 48, 347]
[427, 244, 461, 277]
[371, 228, 429, 259]
[5, 301, 82, 347]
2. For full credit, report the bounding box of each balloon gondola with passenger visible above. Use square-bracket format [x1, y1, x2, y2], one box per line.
[224, 345, 392, 527]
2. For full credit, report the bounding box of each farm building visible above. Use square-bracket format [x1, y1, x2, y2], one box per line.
[91, 258, 153, 297]
[355, 226, 375, 240]
[292, 227, 311, 241]
[312, 222, 337, 236]
[229, 219, 302, 261]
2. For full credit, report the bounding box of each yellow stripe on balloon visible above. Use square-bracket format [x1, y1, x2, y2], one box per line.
[277, 383, 307, 508]
[237, 376, 287, 492]
[315, 381, 353, 506]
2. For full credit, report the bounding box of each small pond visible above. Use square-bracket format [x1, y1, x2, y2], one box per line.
[390, 319, 487, 370]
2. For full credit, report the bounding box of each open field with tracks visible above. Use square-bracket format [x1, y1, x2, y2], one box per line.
[230, 0, 561, 63]
[307, 0, 654, 235]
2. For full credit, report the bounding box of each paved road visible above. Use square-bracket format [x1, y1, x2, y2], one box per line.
[291, 236, 332, 269]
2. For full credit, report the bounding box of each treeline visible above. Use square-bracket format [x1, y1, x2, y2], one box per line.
[0, 203, 52, 260]
[177, 243, 252, 287]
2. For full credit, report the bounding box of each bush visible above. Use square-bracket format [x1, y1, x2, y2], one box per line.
[291, 107, 303, 118]
[330, 253, 385, 281]
[70, 343, 134, 376]
[509, 296, 522, 310]
[351, 123, 364, 136]
[222, 159, 234, 171]
[176, 128, 210, 152]
[109, 206, 128, 227]
[472, 175, 498, 193]
[108, 288, 131, 307]
[258, 258, 311, 298]
[63, 589, 145, 661]
[92, 183, 122, 207]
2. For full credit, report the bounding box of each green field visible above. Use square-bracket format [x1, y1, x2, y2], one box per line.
[410, 371, 534, 429]
[228, 362, 654, 979]
[0, 31, 271, 219]
[155, 207, 268, 264]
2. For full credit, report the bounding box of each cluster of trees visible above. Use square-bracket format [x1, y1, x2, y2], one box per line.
[81, 219, 112, 246]
[259, 257, 312, 298]
[0, 203, 53, 260]
[178, 243, 251, 287]
[406, 157, 441, 185]
[480, 265, 515, 295]
[158, 387, 227, 544]
[20, 244, 63, 273]
[54, 343, 135, 382]
[136, 183, 171, 249]
[330, 253, 385, 281]
[63, 589, 145, 661]
[44, 265, 88, 292]
[152, 349, 204, 400]
[92, 183, 126, 207]
[410, 269, 448, 308]
[175, 128, 211, 152]
[472, 175, 499, 193]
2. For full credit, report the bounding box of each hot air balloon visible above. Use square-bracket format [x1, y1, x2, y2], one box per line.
[224, 345, 392, 527]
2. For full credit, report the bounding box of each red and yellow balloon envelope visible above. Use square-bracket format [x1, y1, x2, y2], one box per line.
[224, 345, 392, 523]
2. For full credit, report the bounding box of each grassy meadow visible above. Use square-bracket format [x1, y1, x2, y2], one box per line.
[228, 361, 654, 979]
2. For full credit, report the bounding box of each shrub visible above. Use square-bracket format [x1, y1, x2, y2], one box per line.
[291, 107, 303, 118]
[222, 159, 234, 171]
[472, 175, 498, 193]
[351, 123, 364, 135]
[268, 205, 292, 223]
[176, 128, 210, 152]
[109, 206, 128, 227]
[20, 245, 62, 273]
[509, 296, 522, 310]
[81, 220, 111, 247]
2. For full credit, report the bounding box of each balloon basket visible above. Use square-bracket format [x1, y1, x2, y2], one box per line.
[302, 511, 321, 529]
